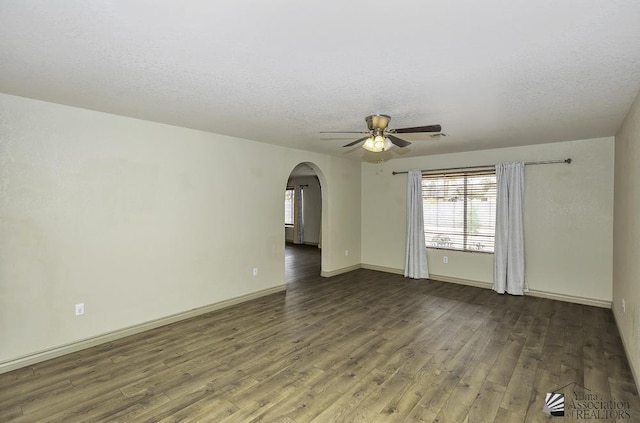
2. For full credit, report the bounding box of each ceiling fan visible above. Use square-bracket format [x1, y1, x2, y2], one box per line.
[322, 114, 442, 152]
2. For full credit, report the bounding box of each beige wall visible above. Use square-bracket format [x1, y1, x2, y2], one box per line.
[362, 137, 614, 305]
[0, 93, 361, 365]
[0, 89, 625, 373]
[613, 88, 640, 385]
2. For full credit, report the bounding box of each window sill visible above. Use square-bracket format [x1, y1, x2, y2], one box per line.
[426, 247, 494, 255]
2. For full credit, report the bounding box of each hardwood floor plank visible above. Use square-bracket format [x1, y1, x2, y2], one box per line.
[373, 379, 428, 421]
[0, 244, 637, 422]
[0, 367, 34, 390]
[0, 378, 75, 414]
[561, 325, 585, 389]
[401, 404, 438, 422]
[307, 368, 389, 423]
[90, 392, 174, 422]
[16, 389, 125, 423]
[583, 321, 615, 408]
[493, 406, 526, 423]
[486, 333, 526, 387]
[286, 387, 344, 422]
[471, 322, 503, 366]
[433, 361, 492, 422]
[499, 347, 540, 416]
[524, 368, 559, 423]
[158, 397, 238, 423]
[538, 344, 562, 374]
[337, 369, 411, 422]
[0, 404, 22, 422]
[309, 350, 389, 396]
[467, 380, 507, 423]
[133, 391, 230, 423]
[418, 368, 461, 414]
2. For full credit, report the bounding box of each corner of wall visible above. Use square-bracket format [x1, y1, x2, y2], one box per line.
[612, 85, 640, 391]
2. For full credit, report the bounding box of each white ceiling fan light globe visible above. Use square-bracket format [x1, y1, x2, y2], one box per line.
[383, 137, 393, 151]
[362, 137, 376, 152]
[373, 134, 385, 151]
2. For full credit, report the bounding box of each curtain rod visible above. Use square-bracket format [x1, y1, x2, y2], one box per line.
[391, 158, 572, 175]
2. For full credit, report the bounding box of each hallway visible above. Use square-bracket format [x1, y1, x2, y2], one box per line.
[285, 243, 321, 284]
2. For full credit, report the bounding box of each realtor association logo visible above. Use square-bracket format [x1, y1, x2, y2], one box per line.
[543, 382, 631, 420]
[543, 392, 565, 416]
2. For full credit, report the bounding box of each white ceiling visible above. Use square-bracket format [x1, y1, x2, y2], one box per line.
[2, 1, 639, 161]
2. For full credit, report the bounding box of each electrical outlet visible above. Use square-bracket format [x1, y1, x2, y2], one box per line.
[75, 303, 85, 316]
[622, 298, 626, 313]
[345, 250, 349, 256]
[252, 268, 258, 277]
[443, 256, 448, 264]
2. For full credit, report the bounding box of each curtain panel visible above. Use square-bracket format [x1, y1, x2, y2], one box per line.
[293, 185, 304, 244]
[493, 161, 527, 295]
[405, 170, 429, 279]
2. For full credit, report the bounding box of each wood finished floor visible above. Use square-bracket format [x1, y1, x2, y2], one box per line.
[1, 244, 639, 422]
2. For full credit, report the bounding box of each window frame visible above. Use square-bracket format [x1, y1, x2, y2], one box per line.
[421, 169, 497, 254]
[284, 187, 295, 227]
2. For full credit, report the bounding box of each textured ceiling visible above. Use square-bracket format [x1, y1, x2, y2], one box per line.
[1, 1, 640, 161]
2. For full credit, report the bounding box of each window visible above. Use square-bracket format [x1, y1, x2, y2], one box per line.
[284, 188, 295, 226]
[422, 170, 497, 252]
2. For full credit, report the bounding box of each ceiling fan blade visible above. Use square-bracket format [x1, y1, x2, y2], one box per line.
[343, 136, 369, 147]
[393, 124, 442, 134]
[387, 134, 411, 148]
[321, 131, 368, 134]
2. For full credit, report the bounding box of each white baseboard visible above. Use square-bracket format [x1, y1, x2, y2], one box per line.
[429, 274, 611, 308]
[429, 274, 493, 289]
[321, 264, 361, 278]
[527, 288, 611, 309]
[0, 284, 286, 375]
[360, 267, 612, 309]
[285, 241, 319, 247]
[360, 263, 404, 275]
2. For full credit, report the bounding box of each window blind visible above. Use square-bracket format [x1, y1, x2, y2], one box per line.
[284, 188, 295, 225]
[422, 169, 497, 252]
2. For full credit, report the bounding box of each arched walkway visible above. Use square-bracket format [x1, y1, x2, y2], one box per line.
[284, 162, 325, 283]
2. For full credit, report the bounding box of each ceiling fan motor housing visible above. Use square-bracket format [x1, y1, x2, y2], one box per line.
[365, 114, 391, 131]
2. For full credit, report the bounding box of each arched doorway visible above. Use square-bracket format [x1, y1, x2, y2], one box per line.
[284, 163, 323, 284]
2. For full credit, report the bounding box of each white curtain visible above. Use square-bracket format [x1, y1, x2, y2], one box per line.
[493, 161, 527, 295]
[293, 185, 304, 244]
[405, 170, 429, 279]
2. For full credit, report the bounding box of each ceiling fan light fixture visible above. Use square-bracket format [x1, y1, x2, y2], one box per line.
[373, 134, 385, 150]
[331, 114, 442, 153]
[383, 137, 393, 151]
[362, 136, 376, 152]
